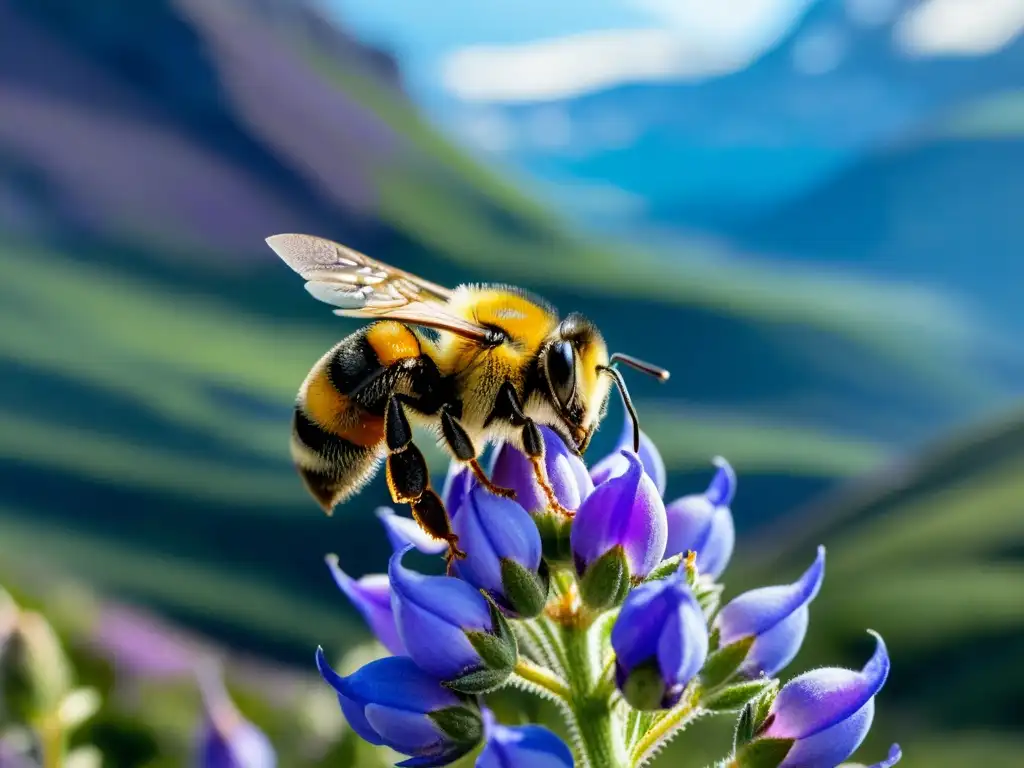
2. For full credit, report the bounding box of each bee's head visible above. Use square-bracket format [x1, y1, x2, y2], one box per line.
[540, 313, 670, 455]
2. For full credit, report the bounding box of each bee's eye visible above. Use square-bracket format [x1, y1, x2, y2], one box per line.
[546, 341, 576, 409]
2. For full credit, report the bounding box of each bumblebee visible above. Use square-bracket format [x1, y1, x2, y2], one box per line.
[267, 234, 669, 564]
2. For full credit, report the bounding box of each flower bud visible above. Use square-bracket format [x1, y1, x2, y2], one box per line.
[389, 547, 517, 693]
[452, 486, 549, 618]
[490, 426, 593, 514]
[590, 412, 667, 496]
[1, 609, 72, 723]
[714, 546, 826, 677]
[316, 648, 482, 767]
[572, 451, 667, 609]
[325, 555, 405, 656]
[476, 709, 573, 768]
[196, 662, 276, 768]
[376, 507, 447, 555]
[664, 457, 736, 579]
[611, 571, 708, 710]
[750, 632, 891, 768]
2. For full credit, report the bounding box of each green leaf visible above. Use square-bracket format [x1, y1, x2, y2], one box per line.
[735, 738, 795, 768]
[703, 679, 775, 712]
[753, 681, 779, 732]
[646, 554, 684, 583]
[700, 636, 755, 689]
[580, 546, 631, 611]
[452, 597, 518, 694]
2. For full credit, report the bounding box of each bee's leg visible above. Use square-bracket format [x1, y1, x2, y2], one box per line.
[385, 395, 465, 561]
[491, 382, 574, 517]
[439, 407, 516, 500]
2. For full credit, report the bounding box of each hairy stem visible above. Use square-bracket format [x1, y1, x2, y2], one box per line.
[512, 658, 572, 701]
[561, 623, 629, 768]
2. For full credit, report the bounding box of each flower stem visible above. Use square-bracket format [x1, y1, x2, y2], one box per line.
[37, 718, 65, 768]
[513, 658, 571, 701]
[561, 623, 630, 768]
[629, 689, 702, 766]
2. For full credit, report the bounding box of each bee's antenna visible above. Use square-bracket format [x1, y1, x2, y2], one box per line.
[597, 365, 642, 452]
[609, 353, 671, 382]
[598, 354, 670, 452]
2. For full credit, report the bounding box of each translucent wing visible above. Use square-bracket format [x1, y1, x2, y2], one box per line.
[266, 233, 489, 342]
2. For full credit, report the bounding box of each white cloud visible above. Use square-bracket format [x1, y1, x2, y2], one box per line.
[441, 0, 813, 103]
[442, 29, 748, 103]
[895, 0, 1024, 57]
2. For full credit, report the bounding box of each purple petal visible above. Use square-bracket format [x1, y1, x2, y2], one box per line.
[452, 486, 541, 598]
[867, 744, 903, 768]
[716, 547, 826, 646]
[741, 605, 809, 677]
[656, 588, 708, 695]
[571, 451, 667, 578]
[376, 508, 447, 555]
[389, 548, 493, 678]
[590, 413, 667, 497]
[664, 484, 736, 579]
[490, 427, 593, 513]
[766, 632, 890, 740]
[325, 555, 405, 655]
[477, 720, 574, 768]
[778, 699, 874, 768]
[442, 463, 476, 520]
[196, 662, 276, 768]
[315, 648, 461, 715]
[611, 580, 674, 673]
[706, 457, 737, 506]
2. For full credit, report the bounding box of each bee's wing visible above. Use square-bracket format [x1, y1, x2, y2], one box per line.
[266, 233, 490, 343]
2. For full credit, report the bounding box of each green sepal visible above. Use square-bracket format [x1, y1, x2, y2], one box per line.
[500, 558, 550, 619]
[753, 680, 779, 732]
[447, 596, 517, 694]
[620, 661, 667, 711]
[734, 701, 757, 749]
[429, 704, 484, 746]
[694, 581, 723, 617]
[699, 635, 754, 689]
[579, 546, 631, 611]
[703, 679, 775, 712]
[534, 513, 573, 564]
[735, 738, 795, 768]
[645, 553, 684, 583]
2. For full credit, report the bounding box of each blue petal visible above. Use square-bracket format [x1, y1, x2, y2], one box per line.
[315, 648, 461, 714]
[766, 632, 889, 740]
[715, 547, 825, 645]
[778, 699, 874, 768]
[742, 604, 809, 677]
[376, 508, 448, 555]
[656, 586, 708, 691]
[325, 555, 405, 655]
[868, 744, 903, 768]
[337, 692, 384, 746]
[611, 579, 674, 673]
[442, 463, 476, 520]
[477, 722, 574, 768]
[590, 412, 667, 497]
[490, 427, 593, 513]
[705, 456, 737, 506]
[453, 487, 540, 599]
[197, 661, 277, 768]
[364, 703, 446, 753]
[389, 548, 494, 678]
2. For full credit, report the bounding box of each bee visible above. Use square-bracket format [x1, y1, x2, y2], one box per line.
[267, 233, 669, 564]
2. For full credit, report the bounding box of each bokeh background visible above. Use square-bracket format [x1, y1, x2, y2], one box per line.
[2, 0, 1023, 765]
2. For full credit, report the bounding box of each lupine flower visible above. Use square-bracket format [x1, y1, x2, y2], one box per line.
[196, 662, 276, 768]
[490, 426, 594, 514]
[452, 485, 549, 618]
[664, 457, 737, 579]
[714, 546, 826, 677]
[759, 632, 891, 768]
[572, 451, 667, 608]
[476, 709, 573, 768]
[590, 412, 667, 496]
[389, 547, 516, 692]
[611, 570, 708, 710]
[376, 507, 448, 555]
[316, 649, 482, 767]
[325, 554, 404, 656]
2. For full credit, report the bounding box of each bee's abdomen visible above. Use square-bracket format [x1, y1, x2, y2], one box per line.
[291, 322, 423, 511]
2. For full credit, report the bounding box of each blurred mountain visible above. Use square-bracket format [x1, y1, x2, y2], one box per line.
[0, 0, 1016, 668]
